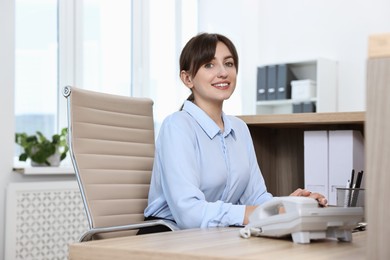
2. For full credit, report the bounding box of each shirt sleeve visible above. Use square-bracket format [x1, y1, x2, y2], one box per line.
[157, 114, 246, 229]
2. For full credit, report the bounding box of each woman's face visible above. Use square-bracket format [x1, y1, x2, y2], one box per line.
[189, 42, 237, 106]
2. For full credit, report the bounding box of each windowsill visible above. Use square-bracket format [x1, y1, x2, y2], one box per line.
[13, 166, 75, 175]
[13, 158, 75, 175]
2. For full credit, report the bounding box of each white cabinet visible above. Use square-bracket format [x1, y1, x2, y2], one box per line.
[256, 58, 337, 114]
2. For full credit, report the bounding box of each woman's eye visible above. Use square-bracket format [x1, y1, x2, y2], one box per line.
[204, 63, 213, 69]
[225, 62, 234, 67]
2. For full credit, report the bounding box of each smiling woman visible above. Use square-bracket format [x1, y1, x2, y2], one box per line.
[179, 36, 239, 130]
[143, 33, 274, 232]
[141, 33, 327, 233]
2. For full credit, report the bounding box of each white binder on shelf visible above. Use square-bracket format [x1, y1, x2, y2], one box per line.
[328, 130, 365, 205]
[304, 131, 329, 199]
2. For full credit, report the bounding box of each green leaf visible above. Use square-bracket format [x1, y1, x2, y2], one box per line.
[19, 153, 28, 161]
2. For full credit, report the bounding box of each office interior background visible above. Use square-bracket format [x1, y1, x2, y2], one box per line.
[0, 0, 389, 258]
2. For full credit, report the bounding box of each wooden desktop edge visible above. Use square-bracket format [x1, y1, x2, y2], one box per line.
[237, 111, 365, 127]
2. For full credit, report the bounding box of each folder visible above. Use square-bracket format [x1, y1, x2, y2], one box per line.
[293, 102, 303, 113]
[266, 65, 277, 100]
[256, 66, 267, 101]
[304, 131, 329, 199]
[328, 130, 365, 205]
[276, 64, 296, 100]
[302, 101, 316, 113]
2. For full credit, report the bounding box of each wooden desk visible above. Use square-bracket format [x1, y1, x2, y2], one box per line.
[238, 112, 365, 196]
[69, 228, 366, 260]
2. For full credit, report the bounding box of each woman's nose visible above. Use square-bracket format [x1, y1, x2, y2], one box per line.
[217, 66, 228, 78]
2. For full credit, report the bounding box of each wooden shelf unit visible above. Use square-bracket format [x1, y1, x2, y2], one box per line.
[238, 111, 365, 196]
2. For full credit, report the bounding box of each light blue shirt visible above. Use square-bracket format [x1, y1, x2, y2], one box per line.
[145, 101, 272, 229]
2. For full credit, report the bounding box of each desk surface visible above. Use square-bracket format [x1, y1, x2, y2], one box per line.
[69, 228, 366, 260]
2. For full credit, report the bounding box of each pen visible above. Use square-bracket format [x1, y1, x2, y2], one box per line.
[355, 171, 363, 188]
[349, 169, 355, 188]
[347, 169, 355, 206]
[351, 170, 364, 206]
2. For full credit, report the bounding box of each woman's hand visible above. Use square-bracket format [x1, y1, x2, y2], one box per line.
[289, 188, 328, 207]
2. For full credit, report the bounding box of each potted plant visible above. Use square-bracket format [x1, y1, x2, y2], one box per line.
[15, 127, 69, 167]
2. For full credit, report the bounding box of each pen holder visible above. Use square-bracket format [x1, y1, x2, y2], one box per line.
[336, 188, 365, 208]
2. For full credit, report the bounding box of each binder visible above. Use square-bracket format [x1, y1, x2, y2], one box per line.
[256, 66, 267, 101]
[328, 130, 365, 205]
[276, 64, 296, 100]
[304, 131, 329, 199]
[302, 101, 316, 113]
[266, 65, 277, 100]
[293, 102, 303, 113]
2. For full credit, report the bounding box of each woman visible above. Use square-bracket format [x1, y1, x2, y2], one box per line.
[143, 33, 326, 233]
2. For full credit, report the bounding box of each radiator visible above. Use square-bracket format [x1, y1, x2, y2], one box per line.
[5, 181, 89, 260]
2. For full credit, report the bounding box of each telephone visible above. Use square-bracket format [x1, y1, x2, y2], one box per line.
[239, 196, 364, 244]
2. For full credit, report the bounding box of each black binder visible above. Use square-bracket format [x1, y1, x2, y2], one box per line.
[293, 102, 303, 113]
[256, 66, 267, 101]
[303, 101, 316, 113]
[276, 64, 296, 100]
[266, 65, 277, 100]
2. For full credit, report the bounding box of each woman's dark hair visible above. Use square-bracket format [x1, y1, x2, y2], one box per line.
[179, 33, 239, 106]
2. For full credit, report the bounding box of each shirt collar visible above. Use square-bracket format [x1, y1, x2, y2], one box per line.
[182, 100, 235, 140]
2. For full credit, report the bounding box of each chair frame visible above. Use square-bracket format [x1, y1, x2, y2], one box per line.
[63, 86, 177, 242]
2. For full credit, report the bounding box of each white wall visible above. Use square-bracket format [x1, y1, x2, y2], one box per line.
[198, 0, 261, 115]
[256, 0, 390, 112]
[0, 0, 16, 257]
[199, 0, 390, 114]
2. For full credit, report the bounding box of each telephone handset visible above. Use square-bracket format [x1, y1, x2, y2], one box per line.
[240, 196, 364, 244]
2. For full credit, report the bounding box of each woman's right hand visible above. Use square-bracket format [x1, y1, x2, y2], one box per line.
[243, 205, 258, 225]
[290, 188, 328, 207]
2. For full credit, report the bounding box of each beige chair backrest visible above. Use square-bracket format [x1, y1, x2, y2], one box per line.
[63, 86, 160, 240]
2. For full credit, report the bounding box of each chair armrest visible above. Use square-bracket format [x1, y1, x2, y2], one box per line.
[79, 219, 179, 242]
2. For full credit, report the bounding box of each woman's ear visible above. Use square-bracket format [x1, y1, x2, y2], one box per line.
[180, 70, 193, 89]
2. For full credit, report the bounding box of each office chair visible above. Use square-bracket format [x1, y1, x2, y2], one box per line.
[63, 86, 177, 242]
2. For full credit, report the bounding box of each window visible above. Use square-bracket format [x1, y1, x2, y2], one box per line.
[14, 0, 198, 159]
[147, 0, 198, 132]
[15, 0, 58, 139]
[15, 0, 133, 135]
[79, 0, 132, 96]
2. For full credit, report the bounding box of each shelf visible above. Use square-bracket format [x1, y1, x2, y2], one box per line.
[238, 111, 365, 196]
[256, 98, 317, 106]
[256, 58, 337, 115]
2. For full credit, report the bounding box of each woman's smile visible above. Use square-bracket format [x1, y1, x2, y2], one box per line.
[212, 82, 230, 90]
